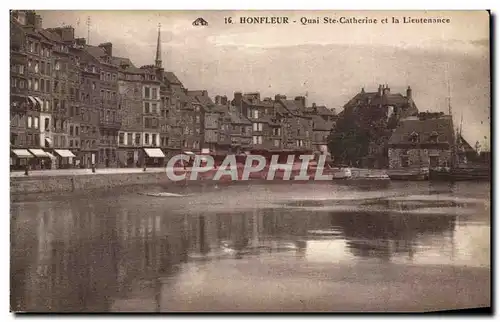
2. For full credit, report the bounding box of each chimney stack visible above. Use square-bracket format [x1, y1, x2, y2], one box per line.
[406, 86, 412, 99]
[377, 84, 383, 96]
[383, 85, 390, 96]
[98, 42, 113, 57]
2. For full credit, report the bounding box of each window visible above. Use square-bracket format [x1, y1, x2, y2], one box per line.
[144, 87, 150, 99]
[100, 90, 104, 98]
[107, 73, 111, 81]
[34, 117, 39, 129]
[119, 133, 125, 145]
[135, 133, 141, 145]
[44, 118, 50, 131]
[152, 134, 157, 146]
[34, 62, 39, 73]
[127, 133, 133, 146]
[69, 140, 74, 147]
[40, 79, 45, 92]
[28, 79, 32, 90]
[144, 102, 150, 114]
[46, 80, 50, 92]
[152, 88, 158, 100]
[112, 74, 116, 81]
[409, 132, 420, 143]
[70, 125, 74, 136]
[274, 139, 280, 147]
[145, 133, 150, 145]
[253, 110, 259, 119]
[92, 66, 96, 73]
[101, 72, 104, 80]
[253, 135, 263, 145]
[92, 82, 96, 90]
[27, 116, 32, 128]
[152, 103, 158, 114]
[55, 61, 60, 71]
[429, 131, 439, 143]
[75, 126, 79, 136]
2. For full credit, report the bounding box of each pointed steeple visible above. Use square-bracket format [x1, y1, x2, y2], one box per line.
[155, 23, 162, 68]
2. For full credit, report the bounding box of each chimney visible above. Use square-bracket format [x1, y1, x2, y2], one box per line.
[34, 14, 42, 30]
[294, 96, 306, 109]
[361, 87, 365, 93]
[377, 84, 383, 96]
[406, 86, 412, 99]
[312, 102, 317, 112]
[60, 26, 75, 43]
[275, 94, 286, 101]
[98, 42, 113, 57]
[233, 92, 243, 107]
[75, 38, 86, 46]
[221, 95, 228, 106]
[383, 85, 390, 96]
[215, 95, 221, 105]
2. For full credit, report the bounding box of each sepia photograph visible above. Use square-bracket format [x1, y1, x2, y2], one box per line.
[9, 9, 491, 313]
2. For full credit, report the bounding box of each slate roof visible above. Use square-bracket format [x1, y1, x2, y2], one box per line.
[305, 105, 335, 116]
[164, 72, 182, 85]
[84, 45, 107, 60]
[229, 110, 252, 125]
[311, 115, 334, 131]
[388, 116, 454, 146]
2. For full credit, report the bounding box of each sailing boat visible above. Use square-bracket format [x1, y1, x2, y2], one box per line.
[429, 87, 490, 181]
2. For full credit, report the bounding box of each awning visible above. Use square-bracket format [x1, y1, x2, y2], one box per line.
[45, 152, 56, 159]
[54, 149, 76, 158]
[201, 148, 210, 154]
[144, 148, 165, 158]
[28, 96, 37, 106]
[45, 137, 53, 147]
[183, 151, 195, 155]
[34, 97, 43, 106]
[28, 149, 50, 158]
[12, 149, 33, 158]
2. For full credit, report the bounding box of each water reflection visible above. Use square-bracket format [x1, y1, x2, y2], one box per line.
[11, 182, 490, 312]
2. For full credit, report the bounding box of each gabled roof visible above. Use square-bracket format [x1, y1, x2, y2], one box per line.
[187, 90, 214, 107]
[305, 105, 335, 116]
[279, 99, 300, 112]
[229, 110, 252, 125]
[84, 45, 107, 60]
[311, 115, 334, 131]
[388, 116, 454, 146]
[164, 72, 182, 85]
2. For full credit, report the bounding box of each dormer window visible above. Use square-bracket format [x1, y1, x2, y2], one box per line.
[429, 131, 439, 143]
[409, 131, 420, 143]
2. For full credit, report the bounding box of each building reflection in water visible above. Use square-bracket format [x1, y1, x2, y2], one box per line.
[11, 195, 461, 312]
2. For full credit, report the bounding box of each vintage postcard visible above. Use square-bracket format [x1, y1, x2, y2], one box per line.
[10, 10, 491, 313]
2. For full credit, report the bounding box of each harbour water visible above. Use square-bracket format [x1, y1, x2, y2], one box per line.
[11, 181, 491, 312]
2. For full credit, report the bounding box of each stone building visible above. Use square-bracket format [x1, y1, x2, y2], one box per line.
[388, 113, 455, 170]
[77, 39, 103, 168]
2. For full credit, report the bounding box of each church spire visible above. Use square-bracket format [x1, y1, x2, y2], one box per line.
[155, 23, 162, 68]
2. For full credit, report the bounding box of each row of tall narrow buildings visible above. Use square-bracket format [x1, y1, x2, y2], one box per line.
[10, 10, 337, 169]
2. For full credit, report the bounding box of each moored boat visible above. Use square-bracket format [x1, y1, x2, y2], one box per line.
[387, 167, 429, 181]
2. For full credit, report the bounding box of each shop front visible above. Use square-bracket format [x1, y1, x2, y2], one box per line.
[143, 148, 166, 168]
[54, 149, 76, 169]
[28, 149, 53, 170]
[11, 149, 33, 171]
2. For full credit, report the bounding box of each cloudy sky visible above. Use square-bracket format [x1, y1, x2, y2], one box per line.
[39, 10, 490, 149]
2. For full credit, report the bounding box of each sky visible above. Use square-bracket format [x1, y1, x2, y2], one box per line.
[39, 10, 491, 149]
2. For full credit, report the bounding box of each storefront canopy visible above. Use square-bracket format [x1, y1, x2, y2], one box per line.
[45, 152, 56, 159]
[12, 149, 33, 158]
[183, 151, 195, 155]
[28, 149, 50, 158]
[54, 149, 76, 158]
[144, 148, 165, 158]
